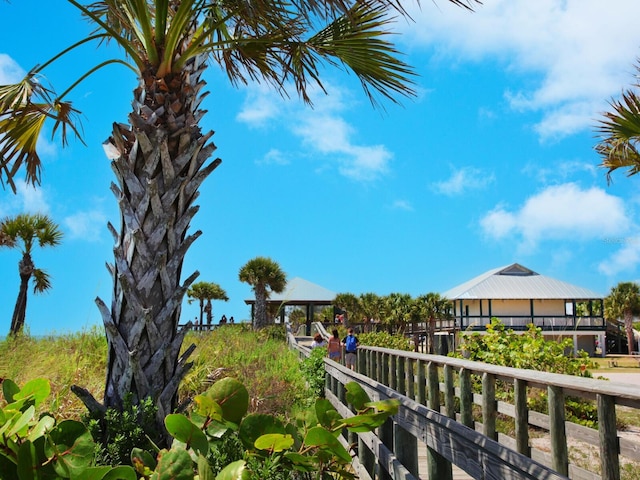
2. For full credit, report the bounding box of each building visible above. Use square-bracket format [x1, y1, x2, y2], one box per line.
[244, 277, 336, 334]
[442, 263, 605, 356]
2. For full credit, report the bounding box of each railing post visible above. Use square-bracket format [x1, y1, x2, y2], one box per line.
[406, 357, 415, 400]
[379, 417, 394, 480]
[371, 349, 378, 380]
[396, 354, 406, 396]
[514, 378, 530, 456]
[358, 348, 366, 373]
[359, 436, 376, 478]
[597, 393, 620, 480]
[416, 359, 426, 405]
[427, 361, 452, 480]
[459, 368, 473, 428]
[394, 421, 419, 477]
[443, 364, 455, 419]
[389, 354, 397, 390]
[381, 352, 389, 386]
[548, 385, 569, 476]
[482, 372, 496, 440]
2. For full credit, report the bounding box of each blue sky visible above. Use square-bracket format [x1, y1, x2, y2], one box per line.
[2, 1, 640, 335]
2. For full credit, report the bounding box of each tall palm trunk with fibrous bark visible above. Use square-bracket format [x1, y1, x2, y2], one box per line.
[84, 54, 221, 430]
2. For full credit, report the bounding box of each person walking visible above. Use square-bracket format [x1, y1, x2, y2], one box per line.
[342, 327, 359, 370]
[327, 329, 342, 362]
[311, 333, 327, 349]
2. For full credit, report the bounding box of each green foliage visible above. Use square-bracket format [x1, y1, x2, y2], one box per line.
[358, 331, 412, 351]
[0, 378, 136, 479]
[455, 318, 595, 376]
[453, 318, 599, 428]
[86, 393, 158, 466]
[300, 347, 326, 400]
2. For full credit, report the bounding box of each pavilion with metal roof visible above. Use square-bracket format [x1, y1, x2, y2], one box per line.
[244, 277, 336, 334]
[442, 263, 605, 356]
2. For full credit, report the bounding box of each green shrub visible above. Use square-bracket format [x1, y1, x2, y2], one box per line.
[300, 347, 326, 401]
[85, 393, 158, 466]
[358, 331, 412, 351]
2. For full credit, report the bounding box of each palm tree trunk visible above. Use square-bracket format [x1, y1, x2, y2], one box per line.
[625, 311, 636, 353]
[74, 54, 220, 443]
[10, 253, 33, 336]
[254, 287, 268, 329]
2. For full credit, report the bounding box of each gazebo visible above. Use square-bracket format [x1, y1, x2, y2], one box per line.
[244, 277, 336, 334]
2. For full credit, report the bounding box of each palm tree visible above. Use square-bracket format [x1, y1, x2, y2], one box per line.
[333, 292, 360, 328]
[186, 281, 228, 329]
[604, 282, 640, 354]
[414, 293, 452, 354]
[596, 61, 640, 181]
[359, 292, 383, 327]
[0, 0, 479, 438]
[239, 256, 286, 329]
[0, 213, 63, 336]
[382, 292, 412, 331]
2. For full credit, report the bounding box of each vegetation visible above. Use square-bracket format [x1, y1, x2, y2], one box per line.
[0, 213, 63, 336]
[604, 282, 640, 354]
[0, 375, 398, 479]
[239, 257, 287, 330]
[186, 281, 229, 329]
[358, 331, 412, 351]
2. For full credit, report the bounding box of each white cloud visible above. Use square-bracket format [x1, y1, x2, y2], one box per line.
[15, 181, 50, 214]
[237, 82, 392, 181]
[257, 149, 290, 166]
[432, 166, 495, 196]
[598, 238, 640, 277]
[402, 0, 640, 139]
[522, 159, 597, 184]
[0, 54, 24, 84]
[64, 210, 107, 242]
[480, 183, 629, 252]
[391, 200, 414, 211]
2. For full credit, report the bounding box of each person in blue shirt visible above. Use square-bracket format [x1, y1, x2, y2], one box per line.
[342, 327, 359, 370]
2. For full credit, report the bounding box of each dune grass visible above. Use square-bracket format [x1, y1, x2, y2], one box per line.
[0, 324, 311, 421]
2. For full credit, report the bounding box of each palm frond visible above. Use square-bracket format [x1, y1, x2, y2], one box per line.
[596, 86, 640, 182]
[32, 268, 53, 294]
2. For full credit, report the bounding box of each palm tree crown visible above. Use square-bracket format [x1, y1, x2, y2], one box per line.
[239, 256, 286, 329]
[605, 282, 640, 354]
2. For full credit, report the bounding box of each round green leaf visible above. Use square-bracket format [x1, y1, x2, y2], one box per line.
[283, 452, 317, 472]
[131, 447, 157, 473]
[238, 414, 285, 449]
[14, 378, 50, 407]
[344, 382, 370, 411]
[205, 378, 249, 424]
[102, 466, 138, 480]
[193, 394, 223, 421]
[165, 414, 209, 456]
[215, 459, 250, 480]
[153, 448, 194, 480]
[304, 426, 351, 463]
[46, 420, 94, 477]
[254, 433, 294, 452]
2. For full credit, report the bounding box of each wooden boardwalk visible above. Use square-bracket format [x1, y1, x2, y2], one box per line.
[417, 445, 471, 479]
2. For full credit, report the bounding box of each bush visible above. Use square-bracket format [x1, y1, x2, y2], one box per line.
[300, 347, 326, 401]
[358, 331, 412, 351]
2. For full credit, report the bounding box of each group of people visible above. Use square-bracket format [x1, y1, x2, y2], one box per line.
[310, 328, 359, 370]
[218, 315, 234, 325]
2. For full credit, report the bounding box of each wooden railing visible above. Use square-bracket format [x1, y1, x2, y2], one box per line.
[288, 325, 640, 480]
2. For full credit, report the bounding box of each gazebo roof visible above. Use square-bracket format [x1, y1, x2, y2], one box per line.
[244, 277, 336, 305]
[442, 263, 602, 300]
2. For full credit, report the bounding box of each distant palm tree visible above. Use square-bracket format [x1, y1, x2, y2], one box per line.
[596, 62, 640, 181]
[239, 257, 286, 329]
[0, 213, 63, 336]
[333, 292, 360, 328]
[414, 293, 452, 354]
[605, 282, 640, 354]
[186, 281, 228, 329]
[383, 292, 412, 331]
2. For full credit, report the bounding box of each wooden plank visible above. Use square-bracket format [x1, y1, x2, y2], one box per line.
[548, 385, 569, 476]
[597, 394, 620, 480]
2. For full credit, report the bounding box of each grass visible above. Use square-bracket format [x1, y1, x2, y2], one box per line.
[0, 324, 312, 421]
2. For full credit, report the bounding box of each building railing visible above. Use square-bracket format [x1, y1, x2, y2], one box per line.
[459, 315, 606, 331]
[288, 324, 640, 480]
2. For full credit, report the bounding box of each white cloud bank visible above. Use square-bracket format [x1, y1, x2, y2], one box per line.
[403, 0, 640, 139]
[480, 183, 630, 252]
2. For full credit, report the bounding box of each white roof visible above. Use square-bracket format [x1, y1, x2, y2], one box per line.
[442, 263, 602, 300]
[245, 277, 336, 304]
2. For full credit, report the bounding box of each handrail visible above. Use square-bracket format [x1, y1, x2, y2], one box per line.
[289, 323, 639, 480]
